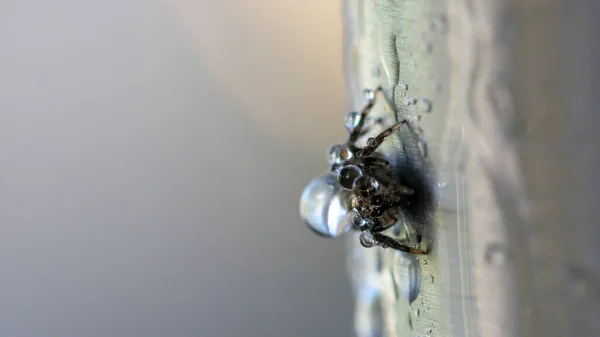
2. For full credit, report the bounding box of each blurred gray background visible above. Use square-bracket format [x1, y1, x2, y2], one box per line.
[0, 1, 353, 336]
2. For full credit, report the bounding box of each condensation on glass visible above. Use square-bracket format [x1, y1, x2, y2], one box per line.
[344, 0, 600, 336]
[342, 0, 518, 336]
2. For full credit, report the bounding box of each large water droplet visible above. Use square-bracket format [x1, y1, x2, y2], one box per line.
[400, 82, 409, 90]
[345, 111, 362, 132]
[299, 173, 353, 238]
[429, 275, 435, 283]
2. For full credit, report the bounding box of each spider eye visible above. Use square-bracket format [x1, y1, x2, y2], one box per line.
[338, 165, 363, 189]
[299, 173, 353, 238]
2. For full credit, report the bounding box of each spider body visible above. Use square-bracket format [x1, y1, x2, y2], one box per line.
[299, 88, 426, 254]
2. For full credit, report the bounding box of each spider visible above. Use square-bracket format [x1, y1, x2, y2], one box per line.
[299, 88, 426, 254]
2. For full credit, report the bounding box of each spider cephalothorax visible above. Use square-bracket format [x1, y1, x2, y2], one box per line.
[299, 88, 425, 254]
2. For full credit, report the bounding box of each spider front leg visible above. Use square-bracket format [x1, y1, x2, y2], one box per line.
[348, 87, 394, 145]
[359, 120, 408, 158]
[359, 230, 426, 254]
[373, 232, 426, 254]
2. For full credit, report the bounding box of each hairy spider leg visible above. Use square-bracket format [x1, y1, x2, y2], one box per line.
[372, 233, 426, 254]
[359, 120, 407, 157]
[347, 87, 393, 144]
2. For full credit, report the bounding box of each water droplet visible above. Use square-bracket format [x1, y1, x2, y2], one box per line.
[418, 139, 428, 158]
[359, 231, 377, 248]
[338, 165, 363, 189]
[404, 96, 417, 106]
[431, 15, 448, 34]
[420, 298, 424, 305]
[400, 82, 409, 90]
[353, 175, 380, 195]
[300, 173, 355, 238]
[350, 210, 368, 230]
[421, 259, 428, 265]
[363, 89, 375, 102]
[485, 242, 510, 266]
[344, 111, 362, 132]
[424, 42, 433, 53]
[427, 328, 433, 333]
[417, 308, 421, 316]
[420, 99, 432, 112]
[326, 144, 342, 164]
[429, 275, 435, 283]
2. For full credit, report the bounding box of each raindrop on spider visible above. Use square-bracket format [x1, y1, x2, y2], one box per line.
[338, 165, 363, 189]
[344, 111, 362, 132]
[359, 231, 377, 248]
[363, 89, 375, 102]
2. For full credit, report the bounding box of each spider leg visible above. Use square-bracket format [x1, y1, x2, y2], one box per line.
[372, 232, 426, 254]
[356, 117, 387, 138]
[361, 156, 391, 169]
[348, 87, 393, 144]
[359, 120, 408, 157]
[395, 185, 415, 195]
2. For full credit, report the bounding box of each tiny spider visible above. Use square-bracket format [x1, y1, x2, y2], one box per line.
[299, 88, 425, 254]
